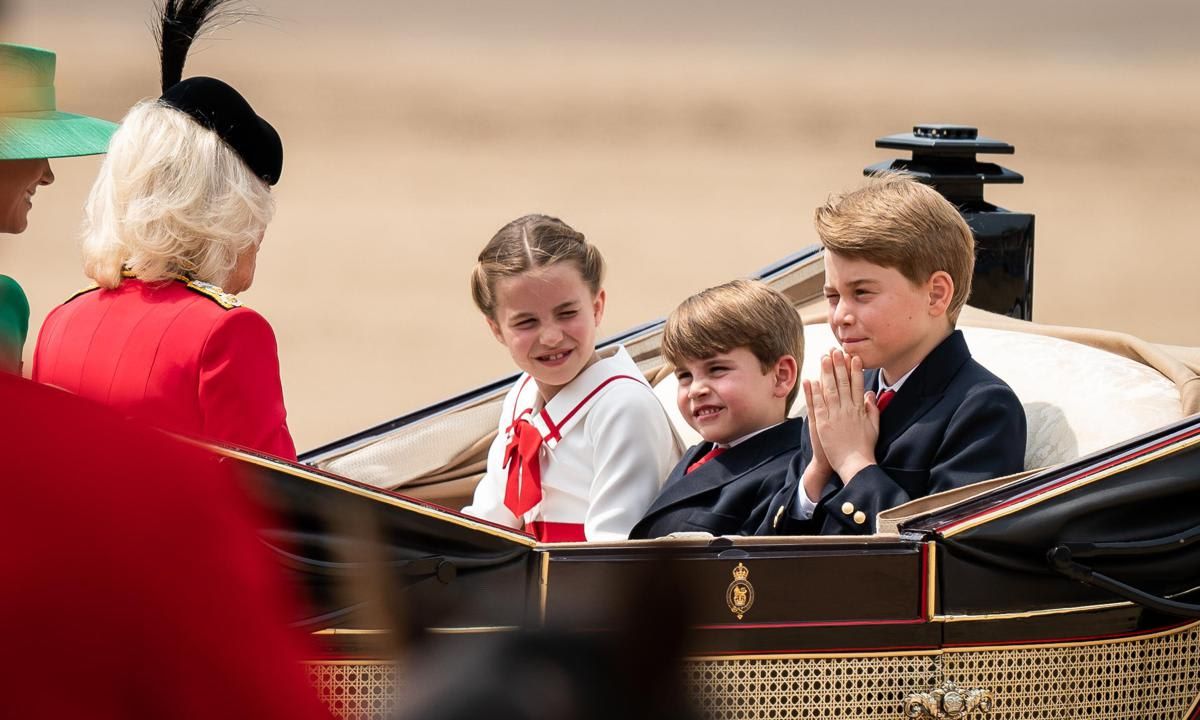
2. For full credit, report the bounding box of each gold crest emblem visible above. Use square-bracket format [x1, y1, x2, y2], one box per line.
[725, 562, 755, 620]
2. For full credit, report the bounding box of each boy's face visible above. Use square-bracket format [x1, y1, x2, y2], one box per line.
[674, 347, 793, 445]
[823, 251, 952, 383]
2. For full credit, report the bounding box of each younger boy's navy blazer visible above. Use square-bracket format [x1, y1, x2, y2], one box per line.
[629, 417, 804, 539]
[758, 330, 1026, 536]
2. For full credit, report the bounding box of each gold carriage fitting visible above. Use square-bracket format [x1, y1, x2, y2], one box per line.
[212, 124, 1200, 718]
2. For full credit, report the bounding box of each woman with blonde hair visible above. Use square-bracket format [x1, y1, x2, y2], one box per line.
[32, 0, 295, 459]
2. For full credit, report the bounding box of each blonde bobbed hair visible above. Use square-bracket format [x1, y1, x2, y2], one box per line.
[82, 100, 275, 289]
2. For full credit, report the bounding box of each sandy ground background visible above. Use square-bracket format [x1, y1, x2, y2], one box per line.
[3, 0, 1199, 452]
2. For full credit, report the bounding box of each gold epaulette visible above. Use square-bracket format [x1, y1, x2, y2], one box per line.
[183, 278, 243, 310]
[65, 284, 100, 303]
[110, 269, 244, 310]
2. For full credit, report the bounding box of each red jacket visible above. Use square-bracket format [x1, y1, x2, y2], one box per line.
[33, 276, 296, 460]
[0, 373, 328, 720]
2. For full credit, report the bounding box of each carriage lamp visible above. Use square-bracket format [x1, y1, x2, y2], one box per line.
[865, 124, 1036, 320]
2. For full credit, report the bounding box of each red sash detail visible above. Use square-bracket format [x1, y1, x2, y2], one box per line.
[502, 414, 544, 517]
[525, 521, 586, 543]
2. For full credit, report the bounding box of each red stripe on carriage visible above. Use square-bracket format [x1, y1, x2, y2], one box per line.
[526, 521, 586, 543]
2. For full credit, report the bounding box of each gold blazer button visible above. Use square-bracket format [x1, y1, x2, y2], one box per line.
[841, 502, 855, 516]
[853, 510, 867, 525]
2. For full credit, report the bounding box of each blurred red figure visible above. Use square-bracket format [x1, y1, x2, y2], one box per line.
[0, 371, 328, 719]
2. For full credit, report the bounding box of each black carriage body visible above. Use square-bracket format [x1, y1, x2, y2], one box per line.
[236, 427, 1200, 641]
[230, 411, 1200, 659]
[235, 248, 1200, 717]
[227, 419, 1200, 719]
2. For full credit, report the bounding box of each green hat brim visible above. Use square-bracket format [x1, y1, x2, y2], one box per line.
[0, 110, 117, 160]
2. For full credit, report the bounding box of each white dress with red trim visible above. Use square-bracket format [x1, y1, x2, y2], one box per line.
[463, 345, 682, 543]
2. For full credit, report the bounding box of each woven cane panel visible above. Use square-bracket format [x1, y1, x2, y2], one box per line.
[686, 654, 937, 718]
[940, 624, 1200, 720]
[307, 624, 1200, 720]
[686, 624, 1200, 719]
[306, 662, 398, 720]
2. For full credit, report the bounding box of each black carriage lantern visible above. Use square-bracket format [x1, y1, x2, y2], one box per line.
[865, 124, 1036, 320]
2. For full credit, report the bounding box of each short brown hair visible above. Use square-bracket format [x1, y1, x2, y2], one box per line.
[815, 173, 975, 322]
[662, 279, 804, 408]
[470, 214, 605, 318]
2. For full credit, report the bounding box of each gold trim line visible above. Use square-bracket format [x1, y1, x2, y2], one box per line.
[426, 625, 521, 635]
[934, 599, 1134, 623]
[538, 551, 550, 626]
[195, 441, 536, 547]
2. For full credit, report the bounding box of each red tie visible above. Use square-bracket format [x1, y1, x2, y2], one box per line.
[877, 389, 896, 412]
[502, 417, 544, 517]
[686, 445, 726, 474]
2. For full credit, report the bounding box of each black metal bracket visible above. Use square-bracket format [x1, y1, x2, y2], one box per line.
[1047, 543, 1200, 619]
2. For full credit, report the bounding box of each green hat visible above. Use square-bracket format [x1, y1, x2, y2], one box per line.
[0, 43, 118, 160]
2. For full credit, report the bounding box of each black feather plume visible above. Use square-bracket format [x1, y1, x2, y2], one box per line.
[154, 0, 243, 92]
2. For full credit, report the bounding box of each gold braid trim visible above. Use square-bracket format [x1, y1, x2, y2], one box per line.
[113, 269, 243, 310]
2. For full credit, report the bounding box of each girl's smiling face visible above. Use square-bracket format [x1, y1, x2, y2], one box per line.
[488, 261, 606, 401]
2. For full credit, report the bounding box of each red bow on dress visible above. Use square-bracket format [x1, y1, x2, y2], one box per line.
[502, 416, 544, 517]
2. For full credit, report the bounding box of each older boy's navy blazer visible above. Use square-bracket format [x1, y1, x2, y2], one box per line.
[629, 418, 805, 540]
[758, 330, 1026, 536]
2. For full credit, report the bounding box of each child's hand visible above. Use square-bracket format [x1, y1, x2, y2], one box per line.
[808, 350, 879, 483]
[801, 378, 833, 502]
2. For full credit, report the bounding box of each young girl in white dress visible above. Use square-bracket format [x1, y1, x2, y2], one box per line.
[462, 214, 681, 542]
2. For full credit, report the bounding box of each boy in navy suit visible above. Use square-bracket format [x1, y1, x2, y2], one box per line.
[629, 279, 805, 539]
[759, 173, 1026, 536]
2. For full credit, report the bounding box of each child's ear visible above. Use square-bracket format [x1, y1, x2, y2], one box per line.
[772, 355, 799, 398]
[927, 271, 954, 317]
[486, 316, 506, 345]
[592, 288, 607, 326]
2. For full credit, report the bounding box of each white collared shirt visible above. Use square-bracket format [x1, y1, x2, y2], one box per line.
[794, 364, 919, 519]
[718, 421, 784, 450]
[464, 345, 683, 541]
[878, 365, 917, 395]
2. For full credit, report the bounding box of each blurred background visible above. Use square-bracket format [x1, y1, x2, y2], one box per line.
[3, 0, 1198, 451]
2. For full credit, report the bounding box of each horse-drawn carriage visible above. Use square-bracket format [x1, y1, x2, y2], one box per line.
[223, 126, 1200, 719]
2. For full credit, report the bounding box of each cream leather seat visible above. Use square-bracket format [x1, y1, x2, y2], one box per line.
[652, 325, 1183, 470]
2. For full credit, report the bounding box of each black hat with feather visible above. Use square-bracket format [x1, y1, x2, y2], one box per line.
[156, 0, 282, 185]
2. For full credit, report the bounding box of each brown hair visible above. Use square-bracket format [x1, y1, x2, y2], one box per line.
[662, 279, 804, 408]
[815, 172, 975, 322]
[470, 214, 605, 318]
